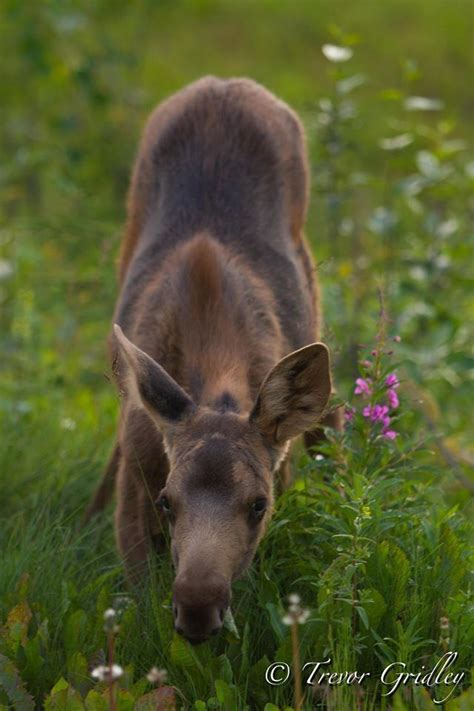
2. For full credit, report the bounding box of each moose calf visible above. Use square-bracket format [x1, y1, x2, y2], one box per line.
[87, 77, 340, 644]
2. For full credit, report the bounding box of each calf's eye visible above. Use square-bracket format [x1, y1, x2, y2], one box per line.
[251, 497, 267, 518]
[159, 495, 171, 513]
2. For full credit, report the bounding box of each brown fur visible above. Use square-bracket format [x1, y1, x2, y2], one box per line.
[86, 77, 340, 642]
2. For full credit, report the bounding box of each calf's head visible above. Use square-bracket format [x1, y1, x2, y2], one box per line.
[114, 325, 331, 643]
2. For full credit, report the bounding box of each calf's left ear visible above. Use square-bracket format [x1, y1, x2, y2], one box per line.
[113, 324, 196, 428]
[250, 343, 332, 445]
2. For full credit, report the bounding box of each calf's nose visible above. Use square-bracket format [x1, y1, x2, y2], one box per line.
[173, 571, 230, 643]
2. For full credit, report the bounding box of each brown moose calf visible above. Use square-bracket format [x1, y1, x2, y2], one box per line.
[87, 77, 339, 644]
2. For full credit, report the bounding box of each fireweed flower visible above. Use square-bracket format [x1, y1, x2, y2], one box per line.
[344, 406, 355, 422]
[385, 373, 399, 389]
[387, 389, 399, 409]
[351, 361, 401, 440]
[370, 404, 389, 424]
[354, 378, 372, 396]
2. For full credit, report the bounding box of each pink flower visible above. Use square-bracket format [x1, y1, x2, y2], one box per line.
[371, 404, 389, 423]
[361, 360, 372, 368]
[355, 378, 372, 396]
[362, 405, 372, 418]
[383, 429, 398, 440]
[385, 373, 399, 389]
[344, 406, 355, 422]
[387, 389, 399, 409]
[393, 335, 401, 343]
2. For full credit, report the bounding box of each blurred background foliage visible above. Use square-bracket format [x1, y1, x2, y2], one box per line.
[1, 0, 472, 478]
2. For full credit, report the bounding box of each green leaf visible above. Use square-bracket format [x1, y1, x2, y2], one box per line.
[265, 603, 286, 643]
[445, 680, 474, 710]
[222, 607, 240, 640]
[264, 704, 281, 711]
[85, 690, 108, 711]
[248, 656, 271, 696]
[64, 610, 89, 659]
[215, 655, 233, 684]
[67, 652, 89, 696]
[115, 689, 135, 711]
[359, 588, 387, 631]
[239, 622, 250, 680]
[215, 679, 237, 709]
[0, 654, 35, 711]
[50, 678, 69, 694]
[366, 542, 409, 627]
[44, 679, 85, 711]
[22, 630, 45, 681]
[3, 601, 32, 653]
[170, 634, 204, 674]
[355, 605, 369, 630]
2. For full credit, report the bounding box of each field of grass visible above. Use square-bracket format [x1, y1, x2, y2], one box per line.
[0, 1, 473, 709]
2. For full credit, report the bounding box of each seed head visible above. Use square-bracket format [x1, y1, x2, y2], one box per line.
[91, 664, 123, 682]
[147, 667, 168, 685]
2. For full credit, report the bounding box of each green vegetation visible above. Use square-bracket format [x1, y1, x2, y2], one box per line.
[0, 1, 472, 709]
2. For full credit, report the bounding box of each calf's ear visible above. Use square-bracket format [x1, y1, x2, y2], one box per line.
[250, 343, 332, 445]
[113, 324, 196, 428]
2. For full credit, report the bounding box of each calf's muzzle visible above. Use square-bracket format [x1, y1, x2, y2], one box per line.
[172, 570, 231, 644]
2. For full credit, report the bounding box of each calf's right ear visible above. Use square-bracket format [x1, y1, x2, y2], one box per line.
[250, 342, 332, 446]
[112, 324, 196, 429]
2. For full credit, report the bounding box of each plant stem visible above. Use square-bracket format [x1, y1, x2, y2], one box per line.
[108, 630, 116, 711]
[291, 621, 303, 711]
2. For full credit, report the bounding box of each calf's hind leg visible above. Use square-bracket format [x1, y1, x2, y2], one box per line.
[115, 461, 151, 582]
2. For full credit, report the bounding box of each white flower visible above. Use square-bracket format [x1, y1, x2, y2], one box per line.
[440, 616, 450, 630]
[297, 609, 310, 625]
[322, 44, 353, 62]
[91, 664, 123, 682]
[379, 133, 413, 151]
[103, 607, 120, 633]
[288, 593, 301, 605]
[147, 667, 168, 685]
[282, 594, 310, 625]
[60, 417, 76, 431]
[0, 260, 13, 280]
[404, 96, 444, 111]
[437, 218, 459, 238]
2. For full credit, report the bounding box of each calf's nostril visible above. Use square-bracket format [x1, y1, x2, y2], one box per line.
[219, 609, 225, 622]
[175, 625, 184, 636]
[173, 606, 178, 618]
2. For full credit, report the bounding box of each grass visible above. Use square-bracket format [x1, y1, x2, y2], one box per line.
[0, 1, 473, 709]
